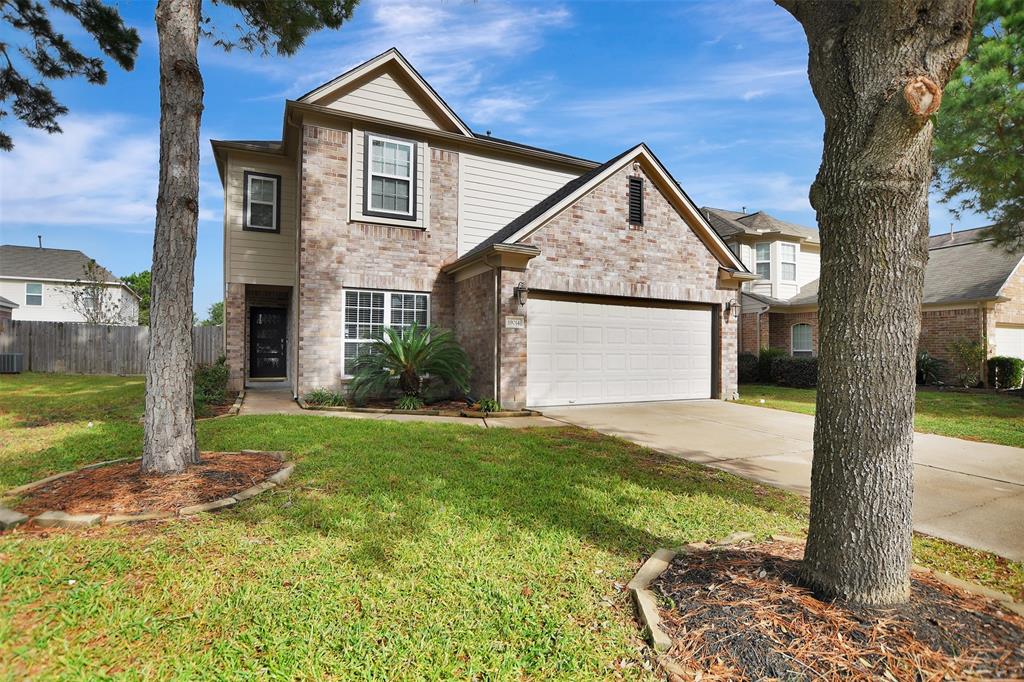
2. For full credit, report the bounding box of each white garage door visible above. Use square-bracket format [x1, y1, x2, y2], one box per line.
[527, 297, 713, 407]
[994, 325, 1024, 359]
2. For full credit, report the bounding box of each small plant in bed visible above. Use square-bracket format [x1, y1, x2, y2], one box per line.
[474, 398, 501, 413]
[348, 325, 470, 404]
[194, 356, 232, 416]
[395, 394, 425, 411]
[304, 387, 346, 407]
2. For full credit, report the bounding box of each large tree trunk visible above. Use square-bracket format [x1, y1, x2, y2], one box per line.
[142, 0, 204, 474]
[777, 0, 973, 605]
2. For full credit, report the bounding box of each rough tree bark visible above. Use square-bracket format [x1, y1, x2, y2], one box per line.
[776, 0, 974, 605]
[142, 0, 204, 474]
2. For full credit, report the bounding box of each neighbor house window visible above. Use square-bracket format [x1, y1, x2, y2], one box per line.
[780, 243, 797, 282]
[792, 323, 813, 357]
[343, 289, 429, 374]
[243, 171, 281, 232]
[25, 282, 42, 306]
[365, 134, 415, 219]
[755, 242, 771, 279]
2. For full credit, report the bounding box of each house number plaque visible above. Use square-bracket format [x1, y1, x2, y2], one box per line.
[505, 316, 525, 329]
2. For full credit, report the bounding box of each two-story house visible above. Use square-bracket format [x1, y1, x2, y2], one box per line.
[0, 245, 139, 325]
[705, 207, 1024, 375]
[212, 48, 756, 408]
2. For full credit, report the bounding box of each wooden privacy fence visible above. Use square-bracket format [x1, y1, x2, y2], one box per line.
[0, 320, 223, 375]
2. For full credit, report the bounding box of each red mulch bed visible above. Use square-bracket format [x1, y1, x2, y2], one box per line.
[12, 451, 283, 516]
[653, 540, 1024, 680]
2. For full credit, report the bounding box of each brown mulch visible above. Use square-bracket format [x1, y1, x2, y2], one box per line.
[358, 398, 470, 411]
[202, 391, 240, 417]
[12, 451, 283, 516]
[653, 540, 1024, 681]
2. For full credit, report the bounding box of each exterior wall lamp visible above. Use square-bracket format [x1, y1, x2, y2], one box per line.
[725, 298, 738, 319]
[514, 282, 528, 306]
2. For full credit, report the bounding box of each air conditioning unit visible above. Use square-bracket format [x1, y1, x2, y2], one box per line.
[0, 353, 24, 373]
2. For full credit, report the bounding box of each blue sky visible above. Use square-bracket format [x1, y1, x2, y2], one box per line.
[0, 0, 981, 316]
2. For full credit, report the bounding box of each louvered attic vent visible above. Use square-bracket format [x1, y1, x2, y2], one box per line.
[628, 176, 644, 226]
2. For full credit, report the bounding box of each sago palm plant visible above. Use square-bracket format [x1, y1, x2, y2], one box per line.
[348, 325, 471, 402]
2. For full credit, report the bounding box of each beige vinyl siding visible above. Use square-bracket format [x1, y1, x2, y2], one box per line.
[458, 152, 579, 255]
[224, 152, 297, 287]
[798, 244, 820, 288]
[350, 127, 428, 228]
[324, 70, 443, 131]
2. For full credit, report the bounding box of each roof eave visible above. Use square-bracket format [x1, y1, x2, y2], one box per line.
[442, 244, 541, 275]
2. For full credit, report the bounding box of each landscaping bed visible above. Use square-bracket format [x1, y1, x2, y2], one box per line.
[652, 540, 1024, 680]
[199, 389, 240, 418]
[8, 450, 285, 516]
[299, 395, 537, 417]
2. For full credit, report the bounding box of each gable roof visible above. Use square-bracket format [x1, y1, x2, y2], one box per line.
[703, 207, 820, 245]
[451, 144, 746, 272]
[0, 245, 123, 283]
[0, 295, 18, 309]
[764, 227, 1023, 309]
[297, 47, 473, 137]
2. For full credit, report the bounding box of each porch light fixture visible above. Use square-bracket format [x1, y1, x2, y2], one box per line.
[725, 298, 737, 319]
[514, 282, 528, 306]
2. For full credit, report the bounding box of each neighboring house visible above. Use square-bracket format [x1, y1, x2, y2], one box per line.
[0, 245, 140, 325]
[212, 48, 754, 408]
[0, 296, 18, 322]
[706, 209, 1024, 374]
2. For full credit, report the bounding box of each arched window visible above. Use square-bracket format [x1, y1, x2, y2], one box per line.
[791, 323, 813, 357]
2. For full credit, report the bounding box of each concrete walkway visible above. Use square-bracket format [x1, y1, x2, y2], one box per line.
[239, 388, 560, 429]
[543, 400, 1024, 562]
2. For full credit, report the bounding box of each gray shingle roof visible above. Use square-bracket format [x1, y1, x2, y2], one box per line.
[0, 295, 18, 309]
[766, 228, 1022, 308]
[703, 207, 820, 244]
[0, 245, 120, 282]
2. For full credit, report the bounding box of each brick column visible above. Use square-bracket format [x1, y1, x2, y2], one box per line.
[497, 269, 528, 409]
[224, 282, 245, 390]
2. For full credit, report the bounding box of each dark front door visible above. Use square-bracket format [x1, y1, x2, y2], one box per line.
[250, 307, 287, 378]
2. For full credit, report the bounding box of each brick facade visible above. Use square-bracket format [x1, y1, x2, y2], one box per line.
[739, 311, 770, 354]
[518, 165, 741, 400]
[453, 270, 495, 401]
[768, 311, 818, 354]
[296, 123, 460, 395]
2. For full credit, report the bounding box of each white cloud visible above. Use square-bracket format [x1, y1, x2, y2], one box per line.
[0, 115, 219, 232]
[679, 171, 813, 215]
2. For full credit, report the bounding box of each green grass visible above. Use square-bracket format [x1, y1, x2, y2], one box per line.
[0, 374, 1020, 679]
[737, 383, 1024, 449]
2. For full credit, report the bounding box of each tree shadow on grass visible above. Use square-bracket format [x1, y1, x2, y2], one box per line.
[198, 416, 807, 564]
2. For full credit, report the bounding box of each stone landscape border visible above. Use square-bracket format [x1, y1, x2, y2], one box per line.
[296, 397, 539, 418]
[0, 449, 292, 531]
[629, 531, 1024, 662]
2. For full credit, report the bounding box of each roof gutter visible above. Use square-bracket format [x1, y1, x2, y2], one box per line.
[442, 244, 540, 276]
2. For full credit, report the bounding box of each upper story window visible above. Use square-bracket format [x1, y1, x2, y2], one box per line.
[780, 243, 797, 282]
[755, 242, 771, 279]
[25, 282, 42, 306]
[365, 134, 416, 220]
[628, 176, 644, 226]
[244, 171, 281, 232]
[792, 323, 813, 357]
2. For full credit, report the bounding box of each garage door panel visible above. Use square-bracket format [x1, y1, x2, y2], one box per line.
[527, 298, 713, 406]
[994, 325, 1024, 359]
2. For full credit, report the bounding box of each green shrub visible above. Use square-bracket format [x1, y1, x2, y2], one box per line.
[757, 347, 788, 382]
[738, 353, 759, 383]
[349, 325, 471, 402]
[395, 394, 425, 410]
[304, 387, 346, 407]
[946, 337, 988, 388]
[770, 356, 818, 388]
[987, 356, 1024, 389]
[916, 350, 948, 385]
[194, 355, 229, 412]
[476, 398, 501, 413]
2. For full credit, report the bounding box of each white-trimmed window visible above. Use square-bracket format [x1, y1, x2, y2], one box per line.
[365, 134, 415, 218]
[792, 323, 813, 357]
[25, 282, 42, 306]
[780, 243, 797, 282]
[343, 289, 429, 374]
[244, 171, 280, 232]
[755, 242, 771, 279]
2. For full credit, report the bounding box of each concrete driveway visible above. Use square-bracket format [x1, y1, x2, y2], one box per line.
[542, 400, 1024, 562]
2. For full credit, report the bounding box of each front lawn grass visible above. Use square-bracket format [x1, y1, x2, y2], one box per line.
[738, 383, 1024, 449]
[1, 374, 1020, 679]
